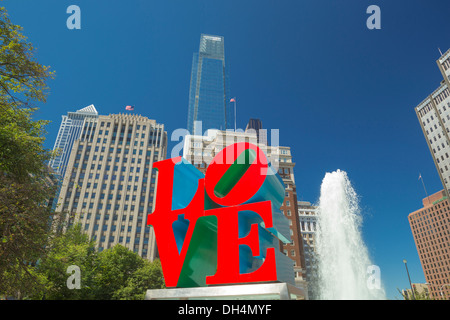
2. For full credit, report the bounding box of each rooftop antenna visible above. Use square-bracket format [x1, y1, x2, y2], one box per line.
[419, 173, 430, 204]
[439, 48, 443, 56]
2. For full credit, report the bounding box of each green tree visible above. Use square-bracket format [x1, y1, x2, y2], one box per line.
[0, 6, 55, 297]
[32, 224, 98, 300]
[0, 6, 54, 180]
[92, 245, 147, 300]
[397, 288, 432, 300]
[113, 259, 165, 300]
[0, 6, 52, 109]
[0, 173, 57, 299]
[30, 230, 165, 300]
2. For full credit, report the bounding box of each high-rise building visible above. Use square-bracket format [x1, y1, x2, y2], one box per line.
[411, 48, 450, 299]
[298, 201, 319, 299]
[182, 129, 307, 293]
[187, 34, 233, 135]
[49, 104, 99, 180]
[245, 118, 268, 145]
[415, 49, 450, 195]
[54, 113, 167, 260]
[408, 190, 450, 299]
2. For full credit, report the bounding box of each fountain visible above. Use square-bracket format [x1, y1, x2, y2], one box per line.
[315, 170, 385, 300]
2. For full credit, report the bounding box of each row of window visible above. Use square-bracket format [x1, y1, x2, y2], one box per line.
[73, 163, 153, 173]
[418, 95, 450, 119]
[82, 120, 164, 148]
[434, 87, 450, 106]
[76, 152, 158, 163]
[84, 223, 150, 233]
[64, 201, 153, 214]
[70, 172, 153, 183]
[300, 221, 317, 232]
[441, 57, 450, 71]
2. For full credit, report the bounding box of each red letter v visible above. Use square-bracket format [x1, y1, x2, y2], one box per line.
[147, 157, 205, 287]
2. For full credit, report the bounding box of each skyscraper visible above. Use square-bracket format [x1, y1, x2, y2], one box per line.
[415, 48, 450, 194]
[408, 190, 450, 299]
[49, 104, 99, 180]
[187, 34, 233, 135]
[54, 113, 167, 260]
[298, 201, 319, 299]
[245, 118, 268, 145]
[411, 48, 450, 299]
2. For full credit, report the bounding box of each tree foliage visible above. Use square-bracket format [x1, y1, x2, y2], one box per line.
[0, 6, 54, 180]
[0, 7, 164, 300]
[93, 244, 147, 300]
[0, 6, 56, 296]
[113, 259, 165, 300]
[0, 6, 53, 109]
[31, 224, 98, 300]
[95, 246, 165, 300]
[397, 288, 432, 300]
[29, 225, 165, 300]
[0, 173, 56, 298]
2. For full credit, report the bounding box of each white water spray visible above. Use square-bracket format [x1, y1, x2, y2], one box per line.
[315, 170, 385, 299]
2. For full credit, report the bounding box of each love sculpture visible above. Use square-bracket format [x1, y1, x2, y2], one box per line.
[147, 142, 293, 288]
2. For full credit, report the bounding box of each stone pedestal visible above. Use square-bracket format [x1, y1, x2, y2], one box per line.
[145, 282, 306, 300]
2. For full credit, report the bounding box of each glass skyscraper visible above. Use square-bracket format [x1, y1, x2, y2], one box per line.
[187, 34, 233, 135]
[49, 104, 99, 180]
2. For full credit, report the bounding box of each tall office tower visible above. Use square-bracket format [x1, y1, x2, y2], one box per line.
[298, 201, 319, 299]
[415, 49, 450, 194]
[49, 104, 99, 180]
[245, 118, 268, 145]
[54, 113, 167, 260]
[187, 34, 233, 135]
[182, 130, 307, 294]
[408, 190, 450, 299]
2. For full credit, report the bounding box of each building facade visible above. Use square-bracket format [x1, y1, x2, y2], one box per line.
[298, 201, 319, 298]
[49, 104, 99, 180]
[182, 129, 307, 291]
[245, 118, 268, 145]
[187, 34, 233, 135]
[415, 49, 450, 195]
[54, 113, 167, 260]
[408, 190, 450, 299]
[402, 283, 431, 300]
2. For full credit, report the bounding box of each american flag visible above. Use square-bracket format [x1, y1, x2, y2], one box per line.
[125, 105, 134, 111]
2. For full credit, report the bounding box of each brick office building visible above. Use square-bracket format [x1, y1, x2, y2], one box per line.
[408, 190, 450, 299]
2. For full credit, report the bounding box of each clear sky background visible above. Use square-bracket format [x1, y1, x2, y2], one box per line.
[4, 0, 450, 299]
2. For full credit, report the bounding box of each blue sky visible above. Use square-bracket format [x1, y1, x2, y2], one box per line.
[4, 0, 450, 299]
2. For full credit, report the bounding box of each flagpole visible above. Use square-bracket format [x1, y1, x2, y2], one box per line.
[230, 98, 236, 132]
[419, 173, 430, 203]
[234, 99, 236, 132]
